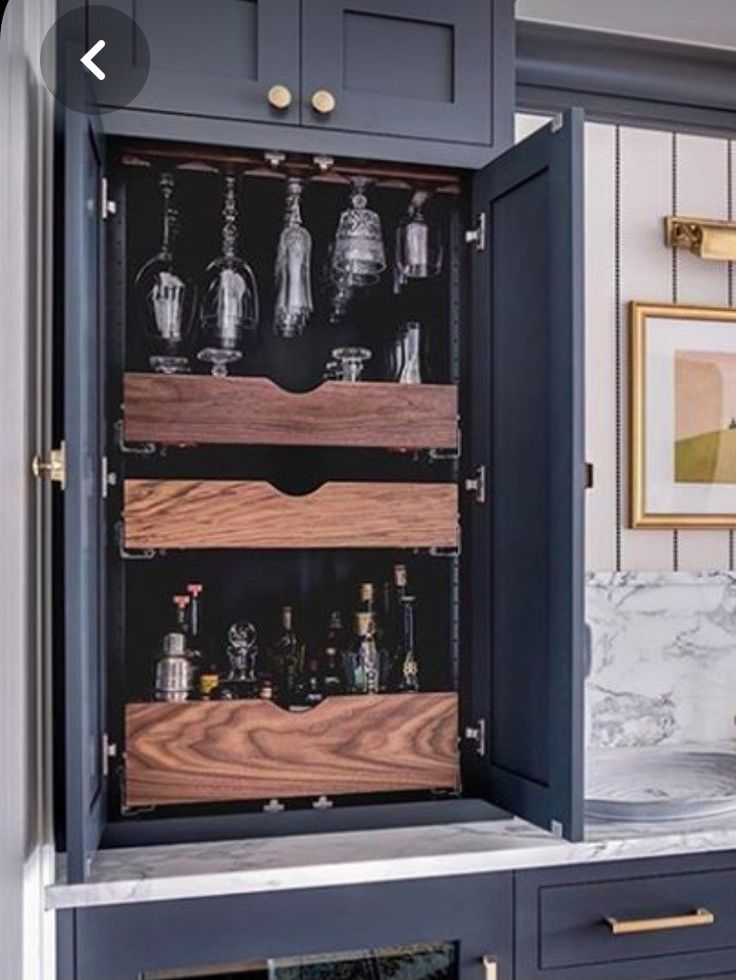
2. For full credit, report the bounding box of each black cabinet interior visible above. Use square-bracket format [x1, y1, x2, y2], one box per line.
[103, 140, 469, 826]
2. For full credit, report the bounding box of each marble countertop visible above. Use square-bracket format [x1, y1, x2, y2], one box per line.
[46, 809, 736, 910]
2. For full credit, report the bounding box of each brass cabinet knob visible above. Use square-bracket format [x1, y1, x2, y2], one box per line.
[311, 89, 336, 114]
[267, 84, 292, 110]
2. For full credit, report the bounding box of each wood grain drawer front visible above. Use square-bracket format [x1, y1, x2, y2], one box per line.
[123, 480, 458, 550]
[124, 692, 459, 806]
[123, 374, 459, 451]
[538, 869, 736, 973]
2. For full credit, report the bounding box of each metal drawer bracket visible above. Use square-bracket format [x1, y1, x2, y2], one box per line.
[115, 419, 156, 456]
[116, 521, 157, 561]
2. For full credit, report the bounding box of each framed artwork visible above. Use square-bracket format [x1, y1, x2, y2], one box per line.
[631, 302, 736, 528]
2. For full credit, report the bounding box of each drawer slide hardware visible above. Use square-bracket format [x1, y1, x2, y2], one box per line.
[32, 443, 66, 490]
[481, 955, 497, 979]
[465, 211, 486, 252]
[464, 718, 487, 757]
[606, 907, 715, 935]
[116, 521, 157, 561]
[115, 419, 156, 456]
[465, 465, 486, 504]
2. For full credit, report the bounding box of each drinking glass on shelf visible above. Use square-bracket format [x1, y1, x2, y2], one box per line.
[197, 175, 258, 378]
[331, 346, 372, 382]
[273, 178, 313, 338]
[394, 189, 443, 292]
[332, 176, 386, 281]
[135, 172, 196, 374]
[390, 321, 423, 384]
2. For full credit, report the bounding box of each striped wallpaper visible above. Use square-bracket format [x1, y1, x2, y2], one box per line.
[516, 114, 736, 572]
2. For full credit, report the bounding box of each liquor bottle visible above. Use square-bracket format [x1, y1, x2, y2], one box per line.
[293, 658, 324, 709]
[197, 663, 220, 700]
[186, 583, 206, 655]
[322, 645, 345, 696]
[271, 605, 303, 703]
[397, 595, 419, 692]
[383, 563, 408, 658]
[349, 610, 380, 694]
[326, 609, 348, 655]
[172, 594, 191, 634]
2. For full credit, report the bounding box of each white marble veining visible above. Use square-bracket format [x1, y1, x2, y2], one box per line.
[587, 571, 736, 748]
[46, 811, 736, 910]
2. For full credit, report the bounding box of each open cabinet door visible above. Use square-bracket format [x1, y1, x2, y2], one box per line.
[464, 110, 585, 841]
[63, 97, 106, 881]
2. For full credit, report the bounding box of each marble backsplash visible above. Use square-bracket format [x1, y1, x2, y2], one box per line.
[587, 572, 736, 749]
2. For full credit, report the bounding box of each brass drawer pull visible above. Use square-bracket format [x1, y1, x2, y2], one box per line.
[267, 84, 292, 110]
[311, 89, 336, 114]
[606, 908, 715, 935]
[482, 955, 497, 979]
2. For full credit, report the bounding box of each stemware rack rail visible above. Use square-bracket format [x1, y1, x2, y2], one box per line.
[117, 143, 463, 194]
[124, 692, 459, 806]
[123, 373, 459, 451]
[122, 479, 459, 551]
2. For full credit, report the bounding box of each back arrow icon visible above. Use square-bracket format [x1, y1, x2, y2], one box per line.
[80, 39, 106, 80]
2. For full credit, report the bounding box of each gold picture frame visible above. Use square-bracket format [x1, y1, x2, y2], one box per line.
[631, 301, 736, 528]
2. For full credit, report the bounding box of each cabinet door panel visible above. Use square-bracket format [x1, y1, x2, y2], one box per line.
[301, 0, 498, 144]
[63, 91, 106, 881]
[466, 110, 585, 841]
[93, 0, 300, 122]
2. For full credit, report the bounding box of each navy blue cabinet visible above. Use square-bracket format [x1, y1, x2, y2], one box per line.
[515, 854, 736, 979]
[92, 0, 512, 156]
[97, 0, 301, 123]
[61, 875, 513, 979]
[57, 111, 586, 877]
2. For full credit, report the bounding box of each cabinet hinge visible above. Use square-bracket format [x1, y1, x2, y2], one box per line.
[31, 442, 66, 490]
[464, 718, 487, 757]
[464, 465, 486, 504]
[101, 176, 117, 220]
[465, 211, 486, 252]
[585, 461, 594, 489]
[102, 733, 118, 778]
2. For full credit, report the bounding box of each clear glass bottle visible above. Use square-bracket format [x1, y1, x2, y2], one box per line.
[397, 595, 419, 692]
[346, 610, 380, 695]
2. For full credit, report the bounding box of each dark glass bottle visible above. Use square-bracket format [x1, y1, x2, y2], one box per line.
[322, 645, 345, 696]
[302, 658, 324, 708]
[271, 605, 303, 704]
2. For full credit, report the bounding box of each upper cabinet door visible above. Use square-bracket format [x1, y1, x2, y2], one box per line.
[96, 0, 300, 122]
[301, 0, 502, 144]
[465, 111, 586, 841]
[63, 101, 107, 882]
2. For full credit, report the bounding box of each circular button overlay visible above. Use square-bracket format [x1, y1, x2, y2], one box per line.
[40, 5, 150, 115]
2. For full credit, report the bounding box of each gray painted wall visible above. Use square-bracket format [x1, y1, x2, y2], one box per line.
[0, 0, 56, 976]
[517, 0, 736, 51]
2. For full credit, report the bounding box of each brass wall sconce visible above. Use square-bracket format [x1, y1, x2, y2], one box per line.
[665, 215, 736, 261]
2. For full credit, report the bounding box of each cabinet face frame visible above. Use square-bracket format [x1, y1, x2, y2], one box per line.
[58, 112, 584, 875]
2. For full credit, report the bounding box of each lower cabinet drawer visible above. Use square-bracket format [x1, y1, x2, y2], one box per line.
[516, 856, 736, 979]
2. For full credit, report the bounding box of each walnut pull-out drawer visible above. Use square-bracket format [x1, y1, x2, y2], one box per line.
[125, 692, 459, 806]
[123, 374, 459, 451]
[516, 857, 736, 979]
[123, 479, 458, 550]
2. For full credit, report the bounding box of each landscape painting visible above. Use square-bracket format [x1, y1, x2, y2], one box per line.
[675, 349, 736, 484]
[630, 301, 736, 528]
